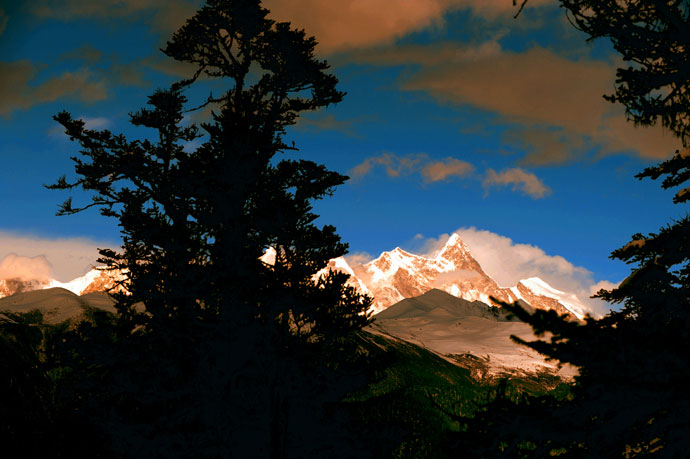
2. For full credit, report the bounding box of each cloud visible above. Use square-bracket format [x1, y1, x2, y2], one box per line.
[80, 117, 112, 129]
[422, 158, 474, 182]
[351, 152, 473, 183]
[60, 44, 103, 64]
[264, 0, 447, 54]
[296, 113, 363, 137]
[357, 43, 679, 162]
[144, 55, 200, 79]
[483, 167, 551, 198]
[264, 0, 553, 55]
[458, 0, 554, 19]
[0, 61, 107, 117]
[0, 254, 54, 282]
[344, 252, 374, 266]
[0, 8, 8, 37]
[350, 152, 428, 180]
[588, 280, 618, 297]
[0, 232, 117, 282]
[413, 228, 616, 316]
[431, 269, 483, 287]
[31, 0, 199, 34]
[503, 126, 585, 166]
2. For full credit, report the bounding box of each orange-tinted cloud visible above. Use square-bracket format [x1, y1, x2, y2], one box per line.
[264, 0, 446, 54]
[350, 152, 428, 179]
[0, 232, 114, 282]
[264, 0, 553, 55]
[0, 254, 53, 282]
[459, 0, 554, 19]
[351, 153, 475, 185]
[295, 113, 364, 137]
[31, 0, 198, 34]
[358, 43, 679, 161]
[0, 8, 8, 37]
[503, 127, 585, 166]
[0, 60, 107, 117]
[422, 158, 474, 182]
[483, 167, 551, 198]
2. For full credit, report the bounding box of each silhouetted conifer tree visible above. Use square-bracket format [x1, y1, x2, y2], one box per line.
[47, 0, 371, 456]
[448, 1, 690, 456]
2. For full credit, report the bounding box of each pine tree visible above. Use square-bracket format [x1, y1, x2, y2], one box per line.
[48, 0, 371, 455]
[448, 1, 690, 456]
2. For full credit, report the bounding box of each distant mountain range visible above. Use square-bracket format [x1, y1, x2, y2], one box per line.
[0, 267, 124, 300]
[0, 234, 588, 376]
[0, 233, 591, 321]
[319, 233, 589, 319]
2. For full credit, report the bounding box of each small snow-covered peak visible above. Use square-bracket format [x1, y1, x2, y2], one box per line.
[260, 247, 277, 265]
[434, 233, 483, 274]
[436, 233, 470, 257]
[518, 277, 588, 320]
[446, 233, 463, 246]
[519, 277, 564, 295]
[330, 256, 356, 277]
[47, 268, 102, 295]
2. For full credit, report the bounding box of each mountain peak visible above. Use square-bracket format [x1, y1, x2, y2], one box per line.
[436, 233, 470, 256]
[445, 232, 463, 247]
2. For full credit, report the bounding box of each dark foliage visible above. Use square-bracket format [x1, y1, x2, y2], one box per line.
[447, 1, 690, 456]
[560, 0, 690, 144]
[41, 0, 372, 456]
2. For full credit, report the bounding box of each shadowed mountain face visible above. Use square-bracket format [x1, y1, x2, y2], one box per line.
[0, 287, 116, 324]
[368, 288, 576, 378]
[375, 288, 519, 321]
[0, 283, 572, 377]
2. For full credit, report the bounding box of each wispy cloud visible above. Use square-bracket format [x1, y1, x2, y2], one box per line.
[0, 8, 8, 37]
[60, 44, 103, 64]
[483, 167, 551, 199]
[350, 152, 473, 183]
[264, 0, 552, 55]
[350, 152, 428, 180]
[31, 0, 199, 34]
[421, 158, 474, 182]
[354, 43, 679, 162]
[0, 61, 107, 117]
[296, 113, 364, 137]
[502, 126, 585, 166]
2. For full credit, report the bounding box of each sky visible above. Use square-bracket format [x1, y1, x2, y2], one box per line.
[0, 0, 686, 314]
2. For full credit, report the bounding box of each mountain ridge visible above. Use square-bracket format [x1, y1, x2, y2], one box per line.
[323, 233, 590, 319]
[0, 233, 592, 320]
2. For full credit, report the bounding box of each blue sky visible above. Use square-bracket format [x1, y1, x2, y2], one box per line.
[0, 1, 685, 312]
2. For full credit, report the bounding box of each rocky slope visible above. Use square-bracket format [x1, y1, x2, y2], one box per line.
[368, 288, 577, 377]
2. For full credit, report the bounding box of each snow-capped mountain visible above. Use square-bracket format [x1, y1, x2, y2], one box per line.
[323, 233, 589, 320]
[0, 268, 125, 299]
[0, 278, 50, 298]
[0, 233, 590, 320]
[47, 268, 126, 296]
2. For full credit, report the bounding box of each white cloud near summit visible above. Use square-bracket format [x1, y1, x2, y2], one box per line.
[412, 227, 616, 316]
[0, 254, 53, 282]
[0, 232, 114, 282]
